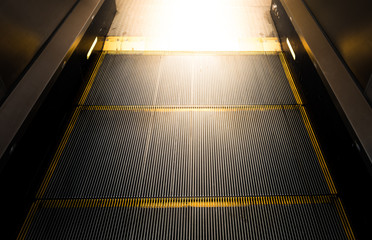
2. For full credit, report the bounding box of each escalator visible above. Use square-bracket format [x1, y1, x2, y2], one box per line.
[3, 0, 371, 239]
[17, 50, 354, 238]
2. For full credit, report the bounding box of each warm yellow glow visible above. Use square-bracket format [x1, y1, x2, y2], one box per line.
[103, 37, 281, 52]
[105, 0, 281, 52]
[164, 0, 237, 51]
[29, 195, 335, 209]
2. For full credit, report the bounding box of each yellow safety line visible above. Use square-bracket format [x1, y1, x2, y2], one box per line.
[16, 201, 40, 240]
[33, 196, 334, 209]
[81, 105, 290, 112]
[78, 53, 106, 105]
[103, 36, 282, 53]
[279, 52, 303, 105]
[36, 107, 82, 198]
[104, 50, 280, 56]
[335, 198, 356, 240]
[279, 54, 337, 194]
[298, 106, 337, 194]
[18, 196, 354, 238]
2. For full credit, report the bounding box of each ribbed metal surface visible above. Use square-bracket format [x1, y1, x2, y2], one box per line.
[84, 55, 161, 105]
[155, 56, 193, 105]
[192, 55, 295, 105]
[17, 1, 356, 238]
[44, 110, 152, 198]
[84, 54, 296, 106]
[24, 198, 348, 239]
[43, 107, 330, 198]
[189, 108, 328, 196]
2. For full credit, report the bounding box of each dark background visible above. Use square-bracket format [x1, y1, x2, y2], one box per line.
[271, 0, 372, 238]
[0, 0, 116, 237]
[303, 0, 372, 94]
[0, 0, 78, 102]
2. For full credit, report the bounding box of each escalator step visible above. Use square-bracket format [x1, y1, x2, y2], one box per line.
[83, 55, 161, 106]
[39, 106, 331, 199]
[82, 54, 297, 106]
[21, 197, 350, 240]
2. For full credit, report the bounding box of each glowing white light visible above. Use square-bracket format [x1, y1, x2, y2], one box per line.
[104, 0, 282, 52]
[286, 38, 296, 60]
[87, 37, 98, 59]
[150, 0, 241, 51]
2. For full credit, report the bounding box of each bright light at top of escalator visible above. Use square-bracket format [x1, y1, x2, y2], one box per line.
[166, 0, 236, 51]
[148, 0, 245, 51]
[103, 0, 282, 52]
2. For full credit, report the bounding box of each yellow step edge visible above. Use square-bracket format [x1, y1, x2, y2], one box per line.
[335, 198, 356, 240]
[103, 36, 281, 53]
[298, 106, 337, 194]
[103, 50, 280, 56]
[36, 196, 335, 209]
[81, 105, 293, 112]
[35, 107, 82, 198]
[278, 53, 336, 195]
[279, 52, 303, 105]
[17, 196, 354, 240]
[78, 53, 106, 105]
[17, 201, 40, 240]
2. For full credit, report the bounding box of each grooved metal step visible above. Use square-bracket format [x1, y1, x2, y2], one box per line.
[20, 197, 351, 240]
[39, 106, 332, 199]
[16, 0, 356, 237]
[83, 55, 162, 105]
[82, 54, 297, 106]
